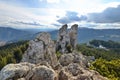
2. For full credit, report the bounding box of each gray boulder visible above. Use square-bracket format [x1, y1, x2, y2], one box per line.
[26, 65, 57, 80]
[59, 54, 74, 66]
[0, 62, 35, 80]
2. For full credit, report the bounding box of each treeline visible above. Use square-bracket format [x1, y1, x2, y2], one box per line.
[89, 39, 120, 49]
[76, 40, 120, 80]
[76, 44, 120, 60]
[0, 40, 29, 70]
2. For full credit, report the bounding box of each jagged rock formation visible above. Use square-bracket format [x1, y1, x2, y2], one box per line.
[0, 24, 108, 80]
[22, 32, 58, 68]
[56, 24, 78, 53]
[69, 24, 78, 49]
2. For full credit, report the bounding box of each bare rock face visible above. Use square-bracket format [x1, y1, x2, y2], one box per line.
[58, 63, 108, 80]
[36, 32, 51, 45]
[58, 52, 108, 80]
[0, 62, 57, 80]
[59, 52, 88, 67]
[56, 24, 78, 54]
[56, 24, 69, 53]
[0, 62, 35, 80]
[22, 32, 58, 68]
[22, 40, 45, 63]
[69, 24, 78, 49]
[67, 63, 83, 76]
[26, 65, 57, 80]
[59, 69, 69, 80]
[59, 54, 74, 66]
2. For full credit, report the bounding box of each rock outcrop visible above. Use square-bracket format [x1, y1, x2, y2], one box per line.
[22, 32, 58, 68]
[26, 65, 57, 80]
[0, 62, 35, 80]
[0, 62, 57, 80]
[69, 24, 78, 49]
[0, 24, 108, 80]
[56, 24, 78, 53]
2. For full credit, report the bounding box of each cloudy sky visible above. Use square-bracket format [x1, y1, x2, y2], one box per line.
[0, 0, 120, 29]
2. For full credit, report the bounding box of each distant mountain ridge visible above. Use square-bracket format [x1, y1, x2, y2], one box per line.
[77, 28, 120, 43]
[49, 27, 120, 43]
[0, 27, 33, 42]
[0, 27, 120, 43]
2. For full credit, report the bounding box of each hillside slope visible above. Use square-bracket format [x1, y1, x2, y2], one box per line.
[0, 27, 33, 41]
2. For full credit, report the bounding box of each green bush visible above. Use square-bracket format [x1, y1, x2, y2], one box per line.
[66, 44, 72, 53]
[90, 58, 120, 80]
[56, 51, 62, 59]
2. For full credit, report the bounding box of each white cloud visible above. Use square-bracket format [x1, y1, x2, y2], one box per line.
[47, 0, 60, 3]
[0, 2, 63, 29]
[0, 0, 120, 29]
[50, 0, 120, 14]
[79, 22, 120, 29]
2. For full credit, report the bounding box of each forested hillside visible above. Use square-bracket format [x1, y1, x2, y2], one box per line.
[76, 40, 120, 80]
[0, 40, 28, 70]
[89, 39, 120, 49]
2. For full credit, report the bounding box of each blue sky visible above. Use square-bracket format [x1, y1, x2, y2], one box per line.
[0, 0, 120, 29]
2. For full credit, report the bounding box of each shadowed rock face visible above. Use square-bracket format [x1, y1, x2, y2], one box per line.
[56, 24, 78, 54]
[56, 24, 69, 53]
[0, 24, 108, 80]
[69, 24, 78, 49]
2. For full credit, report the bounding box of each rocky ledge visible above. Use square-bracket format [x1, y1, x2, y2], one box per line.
[0, 24, 108, 80]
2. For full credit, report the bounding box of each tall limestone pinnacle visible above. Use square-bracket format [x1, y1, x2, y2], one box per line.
[22, 32, 58, 68]
[56, 24, 78, 53]
[0, 24, 108, 80]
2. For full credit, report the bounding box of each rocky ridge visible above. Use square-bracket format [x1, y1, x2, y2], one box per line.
[0, 24, 108, 80]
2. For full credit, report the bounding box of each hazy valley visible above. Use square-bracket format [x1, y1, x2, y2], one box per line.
[0, 27, 120, 43]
